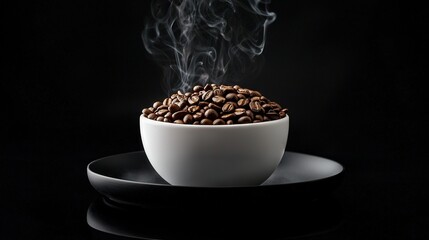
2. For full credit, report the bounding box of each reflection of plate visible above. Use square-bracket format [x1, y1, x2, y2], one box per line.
[87, 196, 344, 239]
[87, 151, 344, 207]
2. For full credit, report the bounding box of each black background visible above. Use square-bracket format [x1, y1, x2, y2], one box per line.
[2, 0, 428, 239]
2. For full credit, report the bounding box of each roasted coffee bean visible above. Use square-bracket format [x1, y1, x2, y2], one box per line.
[205, 109, 219, 120]
[225, 93, 238, 101]
[222, 102, 235, 113]
[153, 101, 162, 109]
[142, 108, 152, 115]
[266, 110, 280, 120]
[199, 101, 209, 107]
[172, 111, 187, 120]
[165, 112, 173, 119]
[213, 89, 224, 96]
[212, 96, 226, 104]
[183, 114, 194, 124]
[238, 116, 252, 124]
[208, 103, 222, 112]
[188, 105, 200, 113]
[236, 94, 246, 99]
[255, 115, 263, 121]
[213, 119, 226, 125]
[143, 84, 288, 125]
[237, 98, 250, 107]
[193, 121, 200, 125]
[220, 85, 235, 94]
[163, 98, 172, 106]
[188, 95, 199, 105]
[202, 90, 214, 101]
[168, 103, 181, 113]
[234, 108, 246, 116]
[147, 113, 157, 120]
[221, 113, 235, 120]
[250, 90, 262, 97]
[203, 83, 212, 91]
[249, 101, 263, 112]
[201, 118, 213, 125]
[193, 85, 203, 92]
[246, 110, 254, 120]
[156, 109, 169, 116]
[193, 112, 203, 121]
[237, 88, 250, 96]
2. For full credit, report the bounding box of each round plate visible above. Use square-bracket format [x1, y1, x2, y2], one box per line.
[87, 151, 344, 208]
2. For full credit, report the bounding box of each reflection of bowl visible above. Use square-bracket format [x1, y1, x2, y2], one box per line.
[139, 115, 289, 187]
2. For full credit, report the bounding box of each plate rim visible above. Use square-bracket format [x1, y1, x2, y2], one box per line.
[87, 151, 344, 189]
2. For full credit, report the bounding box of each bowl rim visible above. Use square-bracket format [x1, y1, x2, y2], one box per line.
[140, 114, 288, 128]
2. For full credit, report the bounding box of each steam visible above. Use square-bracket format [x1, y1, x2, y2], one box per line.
[142, 0, 276, 93]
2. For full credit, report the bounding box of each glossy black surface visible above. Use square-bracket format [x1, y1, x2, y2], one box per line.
[3, 0, 428, 239]
[87, 151, 344, 208]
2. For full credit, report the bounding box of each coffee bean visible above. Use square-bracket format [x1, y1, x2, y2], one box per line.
[208, 103, 222, 112]
[142, 108, 152, 115]
[213, 119, 226, 125]
[183, 114, 194, 124]
[220, 85, 235, 94]
[188, 105, 200, 113]
[238, 116, 252, 124]
[165, 112, 173, 119]
[225, 93, 238, 101]
[172, 111, 187, 120]
[144, 84, 288, 125]
[202, 90, 214, 101]
[212, 96, 226, 104]
[163, 98, 172, 106]
[250, 90, 262, 97]
[193, 121, 200, 125]
[147, 113, 157, 120]
[188, 95, 199, 105]
[168, 103, 181, 113]
[203, 84, 212, 91]
[201, 119, 213, 125]
[193, 112, 203, 121]
[213, 89, 224, 96]
[236, 94, 246, 99]
[266, 110, 280, 120]
[221, 113, 235, 120]
[237, 98, 250, 107]
[156, 109, 169, 116]
[205, 109, 219, 120]
[193, 85, 203, 92]
[249, 100, 263, 112]
[237, 88, 250, 96]
[234, 108, 246, 116]
[222, 102, 235, 113]
[246, 110, 254, 120]
[153, 101, 162, 109]
[255, 115, 263, 121]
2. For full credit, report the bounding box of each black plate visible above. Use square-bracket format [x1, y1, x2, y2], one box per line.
[87, 151, 344, 208]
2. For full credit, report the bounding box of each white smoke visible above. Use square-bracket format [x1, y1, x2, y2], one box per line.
[142, 0, 276, 93]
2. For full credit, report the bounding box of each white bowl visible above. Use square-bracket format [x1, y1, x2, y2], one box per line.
[140, 115, 289, 187]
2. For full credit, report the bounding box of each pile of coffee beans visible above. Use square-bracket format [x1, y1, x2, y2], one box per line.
[142, 84, 288, 125]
